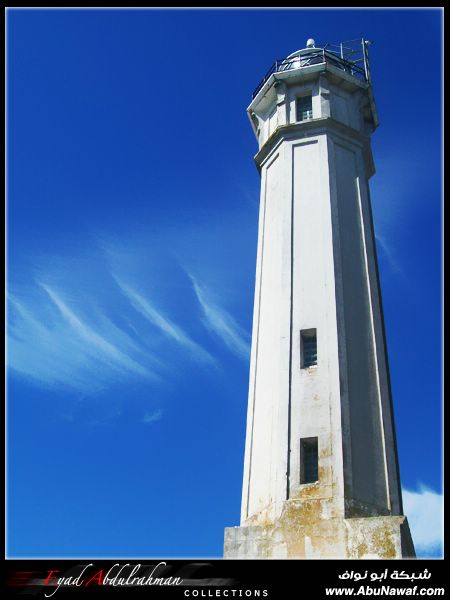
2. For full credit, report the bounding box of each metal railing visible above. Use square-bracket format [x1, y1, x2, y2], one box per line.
[252, 38, 371, 99]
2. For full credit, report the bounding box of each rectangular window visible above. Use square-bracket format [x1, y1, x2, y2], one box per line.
[297, 95, 313, 122]
[300, 437, 319, 484]
[301, 328, 317, 368]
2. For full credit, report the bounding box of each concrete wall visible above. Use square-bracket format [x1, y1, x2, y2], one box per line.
[289, 136, 345, 520]
[225, 513, 415, 559]
[330, 139, 389, 514]
[241, 147, 291, 524]
[241, 131, 347, 525]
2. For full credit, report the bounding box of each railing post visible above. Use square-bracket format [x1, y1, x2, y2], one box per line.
[362, 38, 371, 84]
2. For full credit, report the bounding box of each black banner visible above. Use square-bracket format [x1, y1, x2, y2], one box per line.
[3, 559, 447, 599]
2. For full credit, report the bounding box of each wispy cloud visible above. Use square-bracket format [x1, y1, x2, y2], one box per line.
[188, 274, 250, 360]
[142, 409, 163, 424]
[8, 232, 252, 397]
[7, 281, 159, 393]
[402, 485, 443, 558]
[8, 295, 97, 392]
[114, 277, 216, 366]
[375, 233, 405, 278]
[41, 283, 152, 379]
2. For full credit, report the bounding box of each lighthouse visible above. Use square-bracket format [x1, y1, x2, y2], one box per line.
[224, 39, 415, 559]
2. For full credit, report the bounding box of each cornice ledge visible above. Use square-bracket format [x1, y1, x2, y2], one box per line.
[254, 117, 371, 170]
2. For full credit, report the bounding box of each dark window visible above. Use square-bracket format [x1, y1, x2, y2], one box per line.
[301, 328, 317, 368]
[300, 437, 319, 484]
[297, 95, 313, 122]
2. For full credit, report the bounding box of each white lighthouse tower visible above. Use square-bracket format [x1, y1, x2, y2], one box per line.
[224, 39, 415, 559]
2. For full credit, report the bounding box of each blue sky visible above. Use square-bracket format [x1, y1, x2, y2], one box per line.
[6, 8, 443, 559]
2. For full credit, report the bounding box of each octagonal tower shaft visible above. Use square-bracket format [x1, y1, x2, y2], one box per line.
[224, 41, 415, 559]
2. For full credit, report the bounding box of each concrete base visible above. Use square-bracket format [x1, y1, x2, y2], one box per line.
[224, 504, 415, 559]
